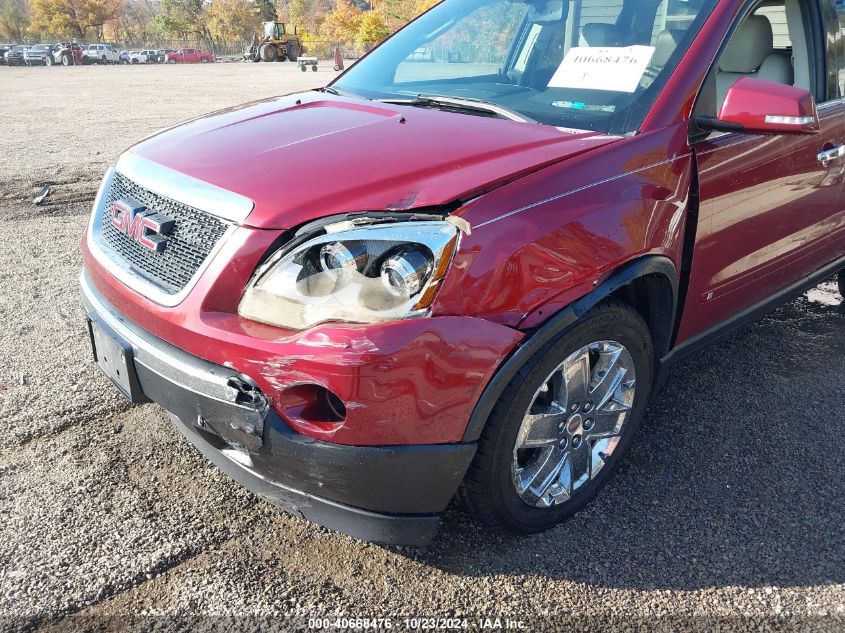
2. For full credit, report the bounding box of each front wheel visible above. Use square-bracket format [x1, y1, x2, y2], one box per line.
[167, 58, 176, 64]
[45, 55, 53, 66]
[200, 57, 208, 63]
[260, 44, 277, 62]
[461, 299, 654, 533]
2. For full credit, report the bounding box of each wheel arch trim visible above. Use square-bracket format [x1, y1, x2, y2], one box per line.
[461, 255, 677, 442]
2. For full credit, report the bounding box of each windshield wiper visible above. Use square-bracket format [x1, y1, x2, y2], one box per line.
[323, 86, 357, 97]
[378, 94, 536, 124]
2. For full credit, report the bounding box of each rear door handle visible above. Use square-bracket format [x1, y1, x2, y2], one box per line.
[817, 145, 845, 166]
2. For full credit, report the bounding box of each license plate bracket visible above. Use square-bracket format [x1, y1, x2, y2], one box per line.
[88, 318, 146, 403]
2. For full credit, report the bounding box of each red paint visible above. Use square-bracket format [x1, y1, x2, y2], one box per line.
[129, 95, 618, 229]
[82, 233, 522, 446]
[435, 123, 694, 328]
[718, 78, 820, 134]
[82, 0, 845, 448]
[164, 48, 213, 64]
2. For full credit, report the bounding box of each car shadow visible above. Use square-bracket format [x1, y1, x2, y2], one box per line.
[407, 293, 845, 590]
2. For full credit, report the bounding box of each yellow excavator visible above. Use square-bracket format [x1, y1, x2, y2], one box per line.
[245, 22, 304, 62]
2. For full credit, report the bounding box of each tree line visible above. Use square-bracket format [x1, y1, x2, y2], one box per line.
[0, 0, 439, 47]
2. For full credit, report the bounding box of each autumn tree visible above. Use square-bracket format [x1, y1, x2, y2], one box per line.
[30, 0, 122, 39]
[252, 0, 274, 22]
[318, 0, 361, 42]
[108, 0, 159, 43]
[154, 0, 210, 41]
[208, 0, 259, 42]
[286, 0, 306, 31]
[374, 0, 422, 31]
[0, 0, 29, 42]
[355, 9, 387, 46]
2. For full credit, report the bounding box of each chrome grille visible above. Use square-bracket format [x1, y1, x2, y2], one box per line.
[98, 171, 230, 294]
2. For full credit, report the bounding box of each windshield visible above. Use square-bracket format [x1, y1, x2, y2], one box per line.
[334, 0, 716, 134]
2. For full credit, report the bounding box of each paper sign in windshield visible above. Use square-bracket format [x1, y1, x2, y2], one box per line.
[548, 45, 656, 93]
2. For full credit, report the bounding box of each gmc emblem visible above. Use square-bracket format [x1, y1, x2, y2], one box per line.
[111, 199, 174, 252]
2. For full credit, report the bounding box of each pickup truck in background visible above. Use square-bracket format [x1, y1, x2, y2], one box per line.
[50, 43, 84, 66]
[82, 44, 120, 65]
[129, 50, 156, 64]
[23, 44, 58, 66]
[164, 48, 214, 64]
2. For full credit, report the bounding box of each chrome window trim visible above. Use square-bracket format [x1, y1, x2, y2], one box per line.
[86, 163, 238, 308]
[116, 152, 254, 225]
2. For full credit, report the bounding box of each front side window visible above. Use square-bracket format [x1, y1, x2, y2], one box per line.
[334, 0, 717, 134]
[693, 0, 820, 120]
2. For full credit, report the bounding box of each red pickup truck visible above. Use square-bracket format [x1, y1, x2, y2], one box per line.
[164, 47, 213, 64]
[82, 0, 845, 546]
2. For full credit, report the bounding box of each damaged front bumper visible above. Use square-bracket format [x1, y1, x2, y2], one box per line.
[80, 271, 476, 546]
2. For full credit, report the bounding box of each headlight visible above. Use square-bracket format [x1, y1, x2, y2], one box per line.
[238, 220, 459, 330]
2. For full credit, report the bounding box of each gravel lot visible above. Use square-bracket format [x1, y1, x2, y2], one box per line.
[1, 63, 844, 632]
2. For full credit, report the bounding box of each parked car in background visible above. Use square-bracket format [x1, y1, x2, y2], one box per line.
[82, 44, 120, 65]
[4, 45, 29, 66]
[164, 48, 214, 64]
[118, 50, 130, 64]
[51, 43, 84, 66]
[129, 50, 156, 64]
[154, 49, 176, 63]
[23, 44, 58, 66]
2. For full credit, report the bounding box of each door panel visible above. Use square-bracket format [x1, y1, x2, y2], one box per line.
[677, 101, 845, 342]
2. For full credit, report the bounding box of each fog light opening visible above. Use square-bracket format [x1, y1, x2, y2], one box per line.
[321, 388, 347, 421]
[277, 383, 347, 429]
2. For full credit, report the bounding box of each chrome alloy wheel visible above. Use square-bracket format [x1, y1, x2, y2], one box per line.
[511, 340, 637, 508]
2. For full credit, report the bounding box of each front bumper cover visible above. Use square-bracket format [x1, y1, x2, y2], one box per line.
[80, 271, 476, 546]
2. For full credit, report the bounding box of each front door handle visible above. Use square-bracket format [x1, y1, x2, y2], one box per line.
[818, 145, 845, 166]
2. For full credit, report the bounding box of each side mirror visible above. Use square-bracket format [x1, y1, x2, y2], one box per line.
[693, 77, 820, 136]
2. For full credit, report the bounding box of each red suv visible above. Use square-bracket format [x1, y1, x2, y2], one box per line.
[81, 0, 845, 546]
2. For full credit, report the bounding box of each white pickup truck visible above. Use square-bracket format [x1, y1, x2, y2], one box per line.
[129, 50, 157, 64]
[82, 44, 120, 65]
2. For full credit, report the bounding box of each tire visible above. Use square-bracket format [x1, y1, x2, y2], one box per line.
[838, 270, 845, 298]
[312, 65, 318, 72]
[286, 43, 298, 62]
[334, 65, 341, 71]
[167, 58, 176, 64]
[300, 65, 306, 72]
[45, 55, 53, 66]
[461, 299, 654, 534]
[200, 57, 208, 63]
[260, 44, 277, 62]
[61, 54, 70, 66]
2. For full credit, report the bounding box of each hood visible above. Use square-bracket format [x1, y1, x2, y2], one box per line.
[128, 92, 618, 230]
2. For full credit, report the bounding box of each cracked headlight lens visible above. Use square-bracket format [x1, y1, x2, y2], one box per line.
[238, 220, 459, 330]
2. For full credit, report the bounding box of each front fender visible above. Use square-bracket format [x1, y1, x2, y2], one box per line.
[433, 123, 693, 328]
[460, 255, 677, 442]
